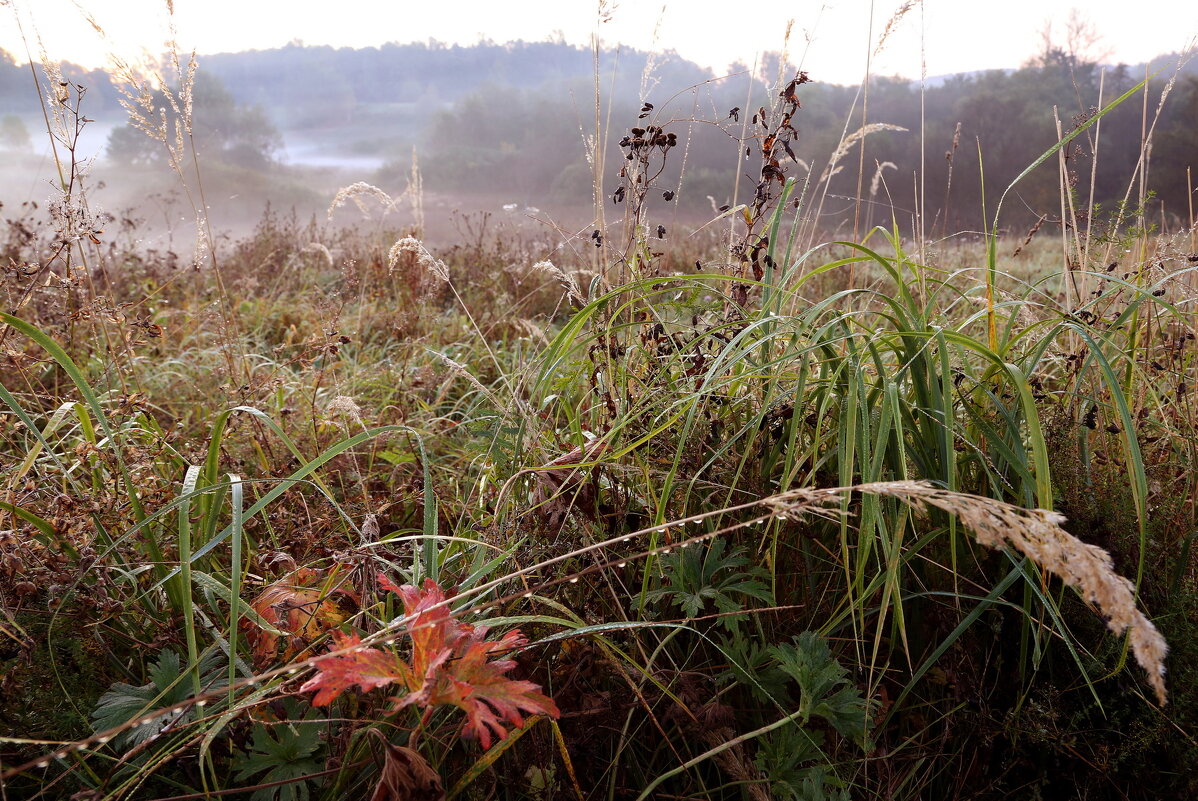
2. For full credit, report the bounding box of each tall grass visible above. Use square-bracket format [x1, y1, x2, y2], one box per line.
[1, 10, 1196, 801]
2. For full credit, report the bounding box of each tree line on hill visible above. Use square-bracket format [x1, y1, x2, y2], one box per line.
[1, 40, 1194, 233]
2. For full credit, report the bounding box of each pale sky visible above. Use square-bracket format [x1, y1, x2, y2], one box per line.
[2, 0, 1196, 86]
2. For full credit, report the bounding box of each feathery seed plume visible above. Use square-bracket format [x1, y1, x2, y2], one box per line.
[327, 182, 396, 220]
[767, 480, 1169, 705]
[388, 236, 449, 282]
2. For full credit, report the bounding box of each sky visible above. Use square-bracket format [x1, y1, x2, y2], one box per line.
[2, 0, 1196, 86]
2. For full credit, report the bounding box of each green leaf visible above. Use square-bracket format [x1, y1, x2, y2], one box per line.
[769, 633, 871, 747]
[234, 700, 324, 801]
[92, 648, 224, 749]
[645, 538, 773, 630]
[754, 726, 850, 801]
[718, 634, 792, 704]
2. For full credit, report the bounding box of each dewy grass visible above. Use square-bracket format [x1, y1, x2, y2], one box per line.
[2, 14, 1197, 801]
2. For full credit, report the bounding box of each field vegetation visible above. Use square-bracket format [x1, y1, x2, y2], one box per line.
[1, 9, 1197, 800]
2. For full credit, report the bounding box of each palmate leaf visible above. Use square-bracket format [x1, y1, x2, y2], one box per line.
[755, 726, 852, 801]
[769, 632, 872, 746]
[300, 579, 559, 749]
[243, 567, 356, 668]
[234, 701, 324, 801]
[394, 580, 461, 683]
[92, 648, 225, 749]
[718, 634, 792, 704]
[430, 627, 560, 748]
[645, 537, 773, 630]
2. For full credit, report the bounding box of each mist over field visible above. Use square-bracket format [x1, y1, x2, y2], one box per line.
[2, 38, 1195, 245]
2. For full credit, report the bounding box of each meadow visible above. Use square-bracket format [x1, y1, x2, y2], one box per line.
[0, 30, 1196, 801]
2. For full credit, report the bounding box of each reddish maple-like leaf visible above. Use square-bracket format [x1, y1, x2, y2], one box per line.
[433, 627, 561, 748]
[301, 578, 559, 749]
[300, 631, 411, 706]
[377, 573, 405, 596]
[395, 580, 462, 686]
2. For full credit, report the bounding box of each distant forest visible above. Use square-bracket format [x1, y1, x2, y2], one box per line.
[1, 39, 1195, 233]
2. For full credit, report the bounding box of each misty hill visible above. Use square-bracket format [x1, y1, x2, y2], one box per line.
[2, 40, 1195, 235]
[203, 40, 667, 124]
[195, 40, 731, 167]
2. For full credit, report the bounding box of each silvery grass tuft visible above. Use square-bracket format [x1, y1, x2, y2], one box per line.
[300, 241, 335, 269]
[326, 395, 364, 425]
[768, 481, 1169, 705]
[387, 236, 449, 282]
[531, 259, 588, 306]
[327, 181, 397, 220]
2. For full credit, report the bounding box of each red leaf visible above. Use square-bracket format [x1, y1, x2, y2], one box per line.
[434, 629, 561, 748]
[397, 579, 463, 682]
[301, 579, 560, 749]
[300, 631, 409, 706]
[377, 574, 405, 596]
